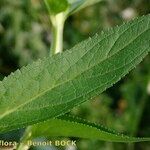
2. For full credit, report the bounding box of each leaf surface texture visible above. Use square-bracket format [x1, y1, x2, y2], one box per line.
[0, 15, 150, 133]
[30, 115, 150, 142]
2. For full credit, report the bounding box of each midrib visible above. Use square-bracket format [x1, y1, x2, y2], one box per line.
[0, 18, 149, 121]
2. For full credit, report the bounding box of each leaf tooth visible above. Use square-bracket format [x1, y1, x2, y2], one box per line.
[57, 116, 134, 140]
[95, 33, 99, 37]
[14, 69, 21, 76]
[20, 65, 29, 73]
[3, 76, 7, 81]
[60, 114, 119, 134]
[10, 72, 14, 76]
[88, 36, 92, 40]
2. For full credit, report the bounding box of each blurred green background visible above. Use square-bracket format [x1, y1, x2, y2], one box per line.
[0, 0, 150, 150]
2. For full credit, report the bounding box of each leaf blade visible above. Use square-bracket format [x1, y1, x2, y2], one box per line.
[0, 15, 150, 133]
[30, 115, 150, 142]
[67, 0, 103, 15]
[44, 0, 69, 15]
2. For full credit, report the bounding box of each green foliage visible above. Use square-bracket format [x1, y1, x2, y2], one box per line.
[30, 115, 150, 142]
[44, 0, 103, 16]
[67, 0, 103, 15]
[0, 1, 150, 149]
[0, 15, 150, 135]
[44, 0, 103, 18]
[44, 0, 104, 55]
[0, 0, 48, 67]
[44, 0, 69, 15]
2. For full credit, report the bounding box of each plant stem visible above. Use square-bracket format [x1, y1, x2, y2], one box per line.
[17, 127, 32, 150]
[50, 13, 66, 55]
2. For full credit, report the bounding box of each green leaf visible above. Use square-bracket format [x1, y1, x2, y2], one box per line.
[0, 15, 150, 133]
[44, 0, 69, 15]
[30, 115, 150, 142]
[44, 0, 103, 16]
[67, 0, 103, 15]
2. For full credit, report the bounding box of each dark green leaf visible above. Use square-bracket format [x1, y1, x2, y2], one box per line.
[30, 115, 150, 142]
[44, 0, 69, 15]
[67, 0, 103, 15]
[0, 15, 150, 133]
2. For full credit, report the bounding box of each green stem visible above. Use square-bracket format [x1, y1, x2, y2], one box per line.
[17, 127, 32, 150]
[50, 13, 66, 55]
